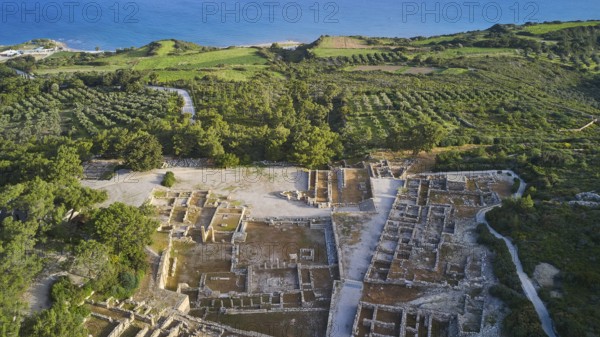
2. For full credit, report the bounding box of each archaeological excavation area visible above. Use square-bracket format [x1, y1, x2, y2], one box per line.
[350, 172, 514, 337]
[80, 164, 516, 337]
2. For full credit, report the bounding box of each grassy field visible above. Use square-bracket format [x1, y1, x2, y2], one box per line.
[347, 65, 408, 73]
[347, 65, 447, 75]
[35, 64, 122, 74]
[204, 65, 282, 80]
[132, 48, 267, 70]
[180, 65, 282, 81]
[522, 21, 600, 34]
[153, 40, 175, 56]
[312, 37, 514, 59]
[312, 47, 389, 58]
[420, 47, 516, 59]
[34, 41, 270, 81]
[317, 36, 371, 49]
[438, 67, 470, 75]
[411, 35, 463, 45]
[311, 36, 392, 58]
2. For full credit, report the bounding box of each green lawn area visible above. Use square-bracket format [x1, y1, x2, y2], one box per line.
[522, 21, 600, 34]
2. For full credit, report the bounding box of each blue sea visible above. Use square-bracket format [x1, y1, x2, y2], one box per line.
[1, 0, 599, 50]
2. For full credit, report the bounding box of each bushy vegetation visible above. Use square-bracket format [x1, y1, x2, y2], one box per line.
[477, 223, 546, 337]
[0, 135, 158, 335]
[0, 138, 106, 335]
[122, 132, 164, 171]
[161, 171, 176, 187]
[20, 277, 91, 337]
[486, 199, 600, 336]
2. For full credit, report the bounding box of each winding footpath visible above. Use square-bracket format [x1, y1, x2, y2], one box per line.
[147, 86, 196, 120]
[475, 173, 558, 337]
[10, 67, 35, 79]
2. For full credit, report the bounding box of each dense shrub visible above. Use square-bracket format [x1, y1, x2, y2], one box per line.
[162, 171, 176, 187]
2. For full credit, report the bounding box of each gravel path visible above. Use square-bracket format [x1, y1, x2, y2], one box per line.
[475, 173, 557, 337]
[328, 178, 404, 337]
[147, 86, 196, 119]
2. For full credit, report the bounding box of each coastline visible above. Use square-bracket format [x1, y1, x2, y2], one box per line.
[1, 39, 306, 54]
[236, 40, 303, 48]
[3, 18, 599, 54]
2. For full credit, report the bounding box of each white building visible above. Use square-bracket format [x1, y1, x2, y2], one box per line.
[0, 49, 18, 57]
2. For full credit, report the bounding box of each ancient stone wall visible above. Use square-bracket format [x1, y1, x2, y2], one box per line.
[157, 233, 173, 289]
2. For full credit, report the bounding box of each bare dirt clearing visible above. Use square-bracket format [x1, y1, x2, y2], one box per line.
[82, 167, 330, 218]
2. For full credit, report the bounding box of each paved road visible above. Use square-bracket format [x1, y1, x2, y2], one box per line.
[476, 174, 558, 337]
[147, 86, 196, 119]
[10, 67, 35, 79]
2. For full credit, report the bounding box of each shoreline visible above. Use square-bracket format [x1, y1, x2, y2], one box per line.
[3, 19, 599, 53]
[1, 39, 306, 54]
[236, 40, 303, 48]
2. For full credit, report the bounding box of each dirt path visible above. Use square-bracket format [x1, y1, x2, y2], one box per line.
[328, 280, 363, 336]
[24, 272, 67, 314]
[9, 67, 35, 79]
[343, 179, 404, 281]
[147, 86, 196, 119]
[475, 173, 557, 337]
[329, 178, 403, 337]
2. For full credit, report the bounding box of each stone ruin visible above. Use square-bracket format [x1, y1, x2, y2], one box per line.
[306, 170, 332, 208]
[148, 189, 246, 244]
[97, 196, 342, 337]
[200, 204, 245, 243]
[368, 159, 413, 180]
[146, 213, 341, 336]
[569, 191, 600, 207]
[281, 165, 377, 211]
[85, 294, 264, 337]
[190, 218, 340, 316]
[352, 302, 456, 337]
[355, 172, 511, 337]
[83, 170, 513, 337]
